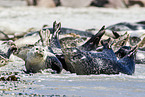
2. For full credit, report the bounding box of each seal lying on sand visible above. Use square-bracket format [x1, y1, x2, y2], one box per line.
[13, 25, 63, 73]
[0, 45, 17, 67]
[103, 21, 145, 44]
[25, 46, 62, 73]
[51, 23, 105, 72]
[0, 31, 9, 40]
[60, 26, 106, 73]
[106, 21, 145, 31]
[62, 38, 137, 75]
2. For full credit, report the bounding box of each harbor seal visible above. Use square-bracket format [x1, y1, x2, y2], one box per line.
[61, 26, 105, 73]
[62, 37, 137, 75]
[25, 46, 62, 73]
[13, 25, 63, 73]
[0, 45, 17, 67]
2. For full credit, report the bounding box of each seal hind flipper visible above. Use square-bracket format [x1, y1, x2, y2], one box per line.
[39, 29, 50, 46]
[50, 22, 62, 54]
[112, 31, 120, 39]
[127, 45, 138, 57]
[79, 26, 105, 51]
[116, 46, 137, 75]
[101, 38, 111, 49]
[115, 46, 131, 58]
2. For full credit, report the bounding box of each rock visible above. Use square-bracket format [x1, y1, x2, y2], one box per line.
[105, 0, 127, 8]
[129, 0, 145, 7]
[26, 0, 37, 6]
[37, 0, 56, 7]
[60, 0, 93, 7]
[90, 0, 109, 7]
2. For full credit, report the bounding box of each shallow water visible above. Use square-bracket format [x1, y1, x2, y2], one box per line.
[0, 6, 145, 97]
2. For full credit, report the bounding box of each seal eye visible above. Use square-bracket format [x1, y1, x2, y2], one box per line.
[1, 60, 5, 64]
[36, 48, 38, 50]
[43, 49, 44, 51]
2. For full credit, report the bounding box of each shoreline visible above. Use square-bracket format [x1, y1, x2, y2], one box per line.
[0, 6, 145, 35]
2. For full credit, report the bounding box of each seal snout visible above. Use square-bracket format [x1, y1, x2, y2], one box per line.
[35, 47, 44, 57]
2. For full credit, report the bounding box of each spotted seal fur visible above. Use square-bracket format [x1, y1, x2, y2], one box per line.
[62, 34, 137, 75]
[25, 46, 62, 73]
[60, 26, 105, 73]
[0, 45, 17, 67]
[13, 25, 63, 73]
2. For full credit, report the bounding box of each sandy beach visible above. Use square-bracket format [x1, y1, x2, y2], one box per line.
[0, 6, 145, 34]
[0, 5, 145, 97]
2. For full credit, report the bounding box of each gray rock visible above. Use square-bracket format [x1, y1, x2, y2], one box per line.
[60, 0, 93, 7]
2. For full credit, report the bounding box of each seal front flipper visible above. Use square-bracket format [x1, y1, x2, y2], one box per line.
[45, 55, 63, 73]
[79, 26, 105, 51]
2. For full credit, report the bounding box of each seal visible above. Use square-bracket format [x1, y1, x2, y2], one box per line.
[0, 45, 17, 67]
[133, 37, 145, 64]
[13, 24, 63, 73]
[50, 23, 106, 72]
[62, 37, 137, 75]
[0, 30, 9, 40]
[25, 28, 63, 73]
[60, 26, 105, 73]
[106, 21, 145, 31]
[59, 36, 87, 48]
[104, 21, 145, 41]
[25, 46, 63, 73]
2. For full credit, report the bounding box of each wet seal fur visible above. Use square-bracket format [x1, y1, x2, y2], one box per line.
[13, 23, 63, 73]
[61, 26, 106, 73]
[24, 28, 63, 73]
[62, 26, 137, 75]
[25, 46, 62, 73]
[59, 26, 106, 72]
[0, 45, 17, 67]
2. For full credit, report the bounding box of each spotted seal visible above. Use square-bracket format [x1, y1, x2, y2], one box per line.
[62, 38, 137, 75]
[102, 21, 145, 42]
[13, 25, 63, 73]
[0, 45, 17, 67]
[25, 46, 62, 73]
[134, 37, 145, 64]
[0, 31, 9, 40]
[106, 21, 145, 31]
[60, 26, 105, 73]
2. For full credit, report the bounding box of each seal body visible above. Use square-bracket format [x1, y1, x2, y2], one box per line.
[25, 46, 63, 73]
[62, 39, 136, 75]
